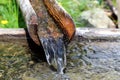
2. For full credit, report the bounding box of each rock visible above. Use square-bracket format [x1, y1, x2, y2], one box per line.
[79, 8, 116, 28]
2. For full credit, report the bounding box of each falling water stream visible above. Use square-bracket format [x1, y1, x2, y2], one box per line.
[40, 37, 66, 74]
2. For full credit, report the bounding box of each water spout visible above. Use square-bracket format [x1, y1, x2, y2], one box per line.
[28, 0, 75, 74]
[40, 37, 66, 74]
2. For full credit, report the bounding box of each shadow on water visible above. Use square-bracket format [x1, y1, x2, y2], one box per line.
[24, 28, 46, 62]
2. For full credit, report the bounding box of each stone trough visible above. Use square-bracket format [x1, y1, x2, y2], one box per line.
[0, 28, 120, 80]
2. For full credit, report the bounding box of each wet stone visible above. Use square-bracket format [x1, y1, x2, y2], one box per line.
[0, 40, 120, 80]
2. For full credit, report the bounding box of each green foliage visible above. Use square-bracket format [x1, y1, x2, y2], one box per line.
[0, 0, 20, 28]
[0, 0, 102, 28]
[0, 0, 9, 4]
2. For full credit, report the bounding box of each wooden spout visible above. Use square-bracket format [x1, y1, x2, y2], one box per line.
[17, 0, 75, 73]
[43, 0, 76, 42]
[17, 0, 75, 45]
[30, 0, 67, 74]
[16, 0, 40, 45]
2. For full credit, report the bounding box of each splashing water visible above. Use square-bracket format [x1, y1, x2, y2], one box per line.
[40, 36, 66, 74]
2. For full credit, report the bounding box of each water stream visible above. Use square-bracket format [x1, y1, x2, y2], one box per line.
[40, 37, 66, 74]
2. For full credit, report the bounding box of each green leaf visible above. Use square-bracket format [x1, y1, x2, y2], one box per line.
[0, 0, 10, 5]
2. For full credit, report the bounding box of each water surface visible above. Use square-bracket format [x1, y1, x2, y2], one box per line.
[0, 41, 120, 80]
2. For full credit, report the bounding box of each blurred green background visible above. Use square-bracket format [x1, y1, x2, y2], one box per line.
[0, 0, 109, 28]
